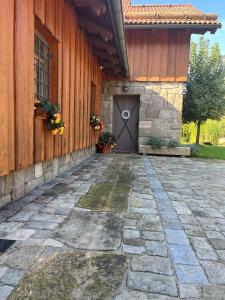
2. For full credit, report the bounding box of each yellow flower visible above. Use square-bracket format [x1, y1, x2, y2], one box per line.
[34, 99, 41, 105]
[55, 117, 61, 124]
[52, 128, 58, 135]
[59, 127, 64, 135]
[53, 113, 61, 124]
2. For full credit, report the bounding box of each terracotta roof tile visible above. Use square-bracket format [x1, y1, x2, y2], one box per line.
[122, 0, 131, 12]
[123, 3, 221, 28]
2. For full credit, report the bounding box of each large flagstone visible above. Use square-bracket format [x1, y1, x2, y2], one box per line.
[8, 251, 127, 300]
[52, 210, 122, 250]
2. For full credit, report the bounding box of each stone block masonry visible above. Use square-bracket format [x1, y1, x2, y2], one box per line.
[102, 81, 185, 144]
[0, 154, 224, 299]
[0, 147, 95, 208]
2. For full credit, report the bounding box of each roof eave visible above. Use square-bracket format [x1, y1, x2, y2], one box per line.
[124, 23, 222, 34]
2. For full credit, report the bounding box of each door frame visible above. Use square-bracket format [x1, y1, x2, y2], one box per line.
[112, 95, 140, 153]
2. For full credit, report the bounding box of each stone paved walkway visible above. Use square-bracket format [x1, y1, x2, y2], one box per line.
[0, 155, 225, 299]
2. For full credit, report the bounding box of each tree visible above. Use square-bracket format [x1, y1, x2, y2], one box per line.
[183, 37, 225, 144]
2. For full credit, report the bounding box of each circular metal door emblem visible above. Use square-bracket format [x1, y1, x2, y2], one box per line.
[121, 109, 130, 120]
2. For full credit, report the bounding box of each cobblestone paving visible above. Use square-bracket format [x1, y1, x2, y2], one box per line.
[0, 154, 225, 299]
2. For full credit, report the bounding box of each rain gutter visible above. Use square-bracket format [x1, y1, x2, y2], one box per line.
[107, 0, 130, 78]
[125, 23, 222, 34]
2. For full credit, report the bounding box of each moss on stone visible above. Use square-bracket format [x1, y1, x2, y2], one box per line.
[77, 183, 129, 212]
[77, 157, 136, 212]
[8, 252, 127, 300]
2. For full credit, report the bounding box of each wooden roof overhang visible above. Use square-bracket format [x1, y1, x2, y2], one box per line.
[72, 0, 129, 78]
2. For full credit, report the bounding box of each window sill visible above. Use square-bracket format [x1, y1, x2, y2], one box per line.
[34, 114, 48, 120]
[34, 105, 48, 120]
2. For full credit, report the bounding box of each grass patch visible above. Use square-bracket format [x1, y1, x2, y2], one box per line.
[189, 144, 225, 160]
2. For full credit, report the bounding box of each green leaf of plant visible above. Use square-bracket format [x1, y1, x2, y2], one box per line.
[42, 101, 52, 113]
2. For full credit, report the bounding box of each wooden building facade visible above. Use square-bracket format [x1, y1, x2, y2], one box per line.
[125, 29, 191, 82]
[0, 0, 128, 178]
[0, 0, 128, 203]
[0, 0, 103, 178]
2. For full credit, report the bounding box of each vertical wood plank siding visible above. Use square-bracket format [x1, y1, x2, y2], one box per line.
[0, 0, 102, 176]
[125, 29, 191, 82]
[0, 0, 14, 176]
[15, 0, 34, 169]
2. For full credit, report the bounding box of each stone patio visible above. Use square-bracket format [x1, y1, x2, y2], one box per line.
[0, 154, 225, 299]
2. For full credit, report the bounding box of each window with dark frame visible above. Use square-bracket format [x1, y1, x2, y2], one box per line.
[34, 33, 50, 101]
[90, 82, 96, 114]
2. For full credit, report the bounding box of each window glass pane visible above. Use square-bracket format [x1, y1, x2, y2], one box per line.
[43, 86, 48, 99]
[40, 68, 44, 83]
[44, 58, 49, 72]
[40, 42, 48, 58]
[34, 79, 38, 97]
[34, 64, 38, 80]
[40, 84, 44, 100]
[44, 71, 49, 85]
[39, 57, 45, 68]
[34, 33, 50, 101]
[34, 36, 39, 52]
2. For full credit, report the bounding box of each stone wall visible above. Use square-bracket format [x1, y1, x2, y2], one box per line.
[0, 146, 95, 209]
[102, 81, 185, 145]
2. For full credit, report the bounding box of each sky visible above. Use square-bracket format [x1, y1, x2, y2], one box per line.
[132, 0, 225, 55]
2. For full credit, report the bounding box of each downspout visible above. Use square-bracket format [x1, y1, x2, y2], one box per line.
[107, 0, 130, 78]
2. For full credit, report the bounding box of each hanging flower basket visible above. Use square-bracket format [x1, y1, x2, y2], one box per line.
[34, 99, 65, 135]
[90, 113, 104, 131]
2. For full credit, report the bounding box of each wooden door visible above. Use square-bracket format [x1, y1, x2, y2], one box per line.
[113, 95, 139, 153]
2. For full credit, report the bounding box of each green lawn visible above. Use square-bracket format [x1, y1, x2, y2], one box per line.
[190, 144, 225, 160]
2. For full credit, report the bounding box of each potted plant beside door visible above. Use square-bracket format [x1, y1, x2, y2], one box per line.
[97, 131, 118, 154]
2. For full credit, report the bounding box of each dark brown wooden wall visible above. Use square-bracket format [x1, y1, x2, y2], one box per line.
[0, 0, 102, 176]
[125, 29, 191, 82]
